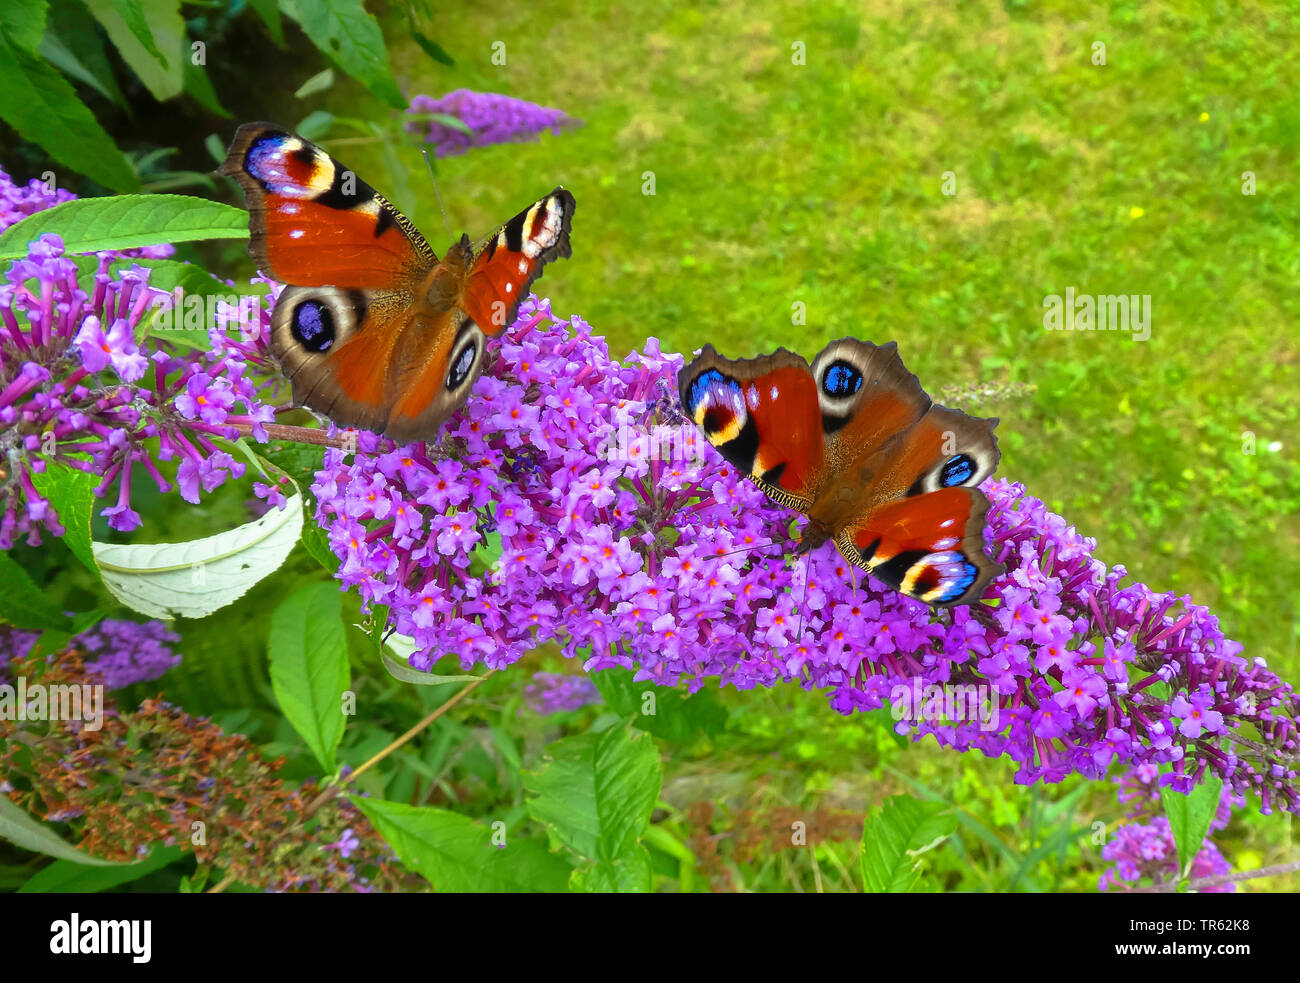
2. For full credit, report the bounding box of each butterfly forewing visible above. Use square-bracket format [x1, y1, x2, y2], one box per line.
[678, 345, 824, 509]
[465, 189, 575, 336]
[221, 123, 435, 289]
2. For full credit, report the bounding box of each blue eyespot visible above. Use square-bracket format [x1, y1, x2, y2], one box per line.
[822, 360, 863, 398]
[247, 135, 295, 193]
[687, 369, 722, 410]
[940, 454, 976, 487]
[291, 300, 334, 352]
[447, 340, 477, 389]
[686, 369, 743, 413]
[936, 556, 979, 603]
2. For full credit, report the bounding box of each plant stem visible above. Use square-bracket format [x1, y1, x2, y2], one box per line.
[227, 421, 353, 448]
[1123, 860, 1300, 893]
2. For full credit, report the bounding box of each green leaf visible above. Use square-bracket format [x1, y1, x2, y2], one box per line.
[415, 111, 474, 137]
[40, 0, 130, 110]
[87, 0, 163, 61]
[300, 519, 338, 572]
[204, 132, 226, 165]
[0, 552, 69, 629]
[91, 494, 304, 619]
[286, 0, 405, 109]
[350, 798, 571, 892]
[0, 0, 50, 54]
[410, 29, 453, 67]
[0, 194, 248, 261]
[525, 723, 662, 869]
[591, 666, 726, 743]
[1160, 774, 1225, 883]
[254, 441, 339, 571]
[571, 845, 653, 893]
[257, 440, 326, 491]
[268, 581, 350, 773]
[378, 647, 480, 686]
[28, 460, 100, 579]
[18, 845, 183, 892]
[0, 31, 138, 192]
[294, 67, 335, 98]
[183, 55, 231, 118]
[295, 110, 334, 142]
[860, 795, 958, 893]
[82, 0, 182, 101]
[246, 0, 285, 46]
[0, 798, 123, 866]
[40, 28, 126, 111]
[33, 608, 106, 657]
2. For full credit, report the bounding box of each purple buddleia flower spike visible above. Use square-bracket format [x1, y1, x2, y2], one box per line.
[0, 166, 280, 545]
[309, 297, 1299, 817]
[406, 90, 579, 157]
[524, 671, 602, 715]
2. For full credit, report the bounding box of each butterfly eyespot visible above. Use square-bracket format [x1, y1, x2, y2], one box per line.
[290, 299, 335, 353]
[822, 360, 863, 398]
[447, 339, 478, 390]
[940, 453, 976, 487]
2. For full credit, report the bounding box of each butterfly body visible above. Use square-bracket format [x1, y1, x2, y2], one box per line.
[221, 123, 574, 443]
[679, 339, 1002, 607]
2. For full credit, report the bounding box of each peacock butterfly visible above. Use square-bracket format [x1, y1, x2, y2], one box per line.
[679, 339, 1002, 607]
[220, 122, 575, 444]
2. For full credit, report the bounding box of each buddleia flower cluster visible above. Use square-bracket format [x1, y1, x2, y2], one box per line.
[1, 620, 179, 689]
[0, 168, 277, 545]
[310, 298, 1299, 816]
[524, 671, 603, 715]
[1098, 764, 1242, 892]
[406, 89, 579, 156]
[0, 645, 422, 892]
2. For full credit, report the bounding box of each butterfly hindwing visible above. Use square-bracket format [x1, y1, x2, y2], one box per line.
[678, 345, 825, 509]
[804, 338, 1001, 604]
[834, 486, 1000, 606]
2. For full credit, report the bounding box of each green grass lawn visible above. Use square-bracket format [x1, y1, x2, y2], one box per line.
[352, 1, 1300, 671]
[223, 0, 1299, 889]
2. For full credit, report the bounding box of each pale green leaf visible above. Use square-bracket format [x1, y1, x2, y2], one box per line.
[0, 798, 123, 866]
[91, 494, 304, 619]
[82, 0, 182, 101]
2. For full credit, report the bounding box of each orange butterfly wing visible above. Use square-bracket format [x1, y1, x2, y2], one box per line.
[463, 189, 575, 336]
[221, 123, 435, 289]
[222, 124, 576, 444]
[679, 338, 1002, 606]
[677, 345, 826, 508]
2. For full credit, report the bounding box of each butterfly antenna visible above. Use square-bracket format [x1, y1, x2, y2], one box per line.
[703, 540, 789, 564]
[795, 552, 810, 642]
[421, 148, 456, 244]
